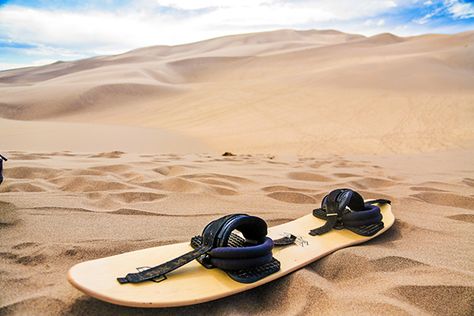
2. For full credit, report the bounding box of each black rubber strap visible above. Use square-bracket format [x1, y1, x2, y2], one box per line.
[117, 246, 211, 284]
[309, 212, 338, 236]
[117, 215, 234, 284]
[310, 197, 390, 237]
[309, 190, 341, 236]
[365, 199, 391, 205]
[273, 234, 297, 246]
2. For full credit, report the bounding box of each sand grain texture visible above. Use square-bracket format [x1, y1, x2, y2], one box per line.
[0, 150, 473, 315]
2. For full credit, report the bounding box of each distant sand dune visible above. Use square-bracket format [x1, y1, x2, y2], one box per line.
[1, 29, 473, 154]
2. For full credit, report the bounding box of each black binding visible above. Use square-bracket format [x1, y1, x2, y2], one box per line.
[117, 214, 278, 284]
[309, 189, 388, 237]
[116, 189, 388, 285]
[118, 214, 238, 284]
[190, 233, 281, 283]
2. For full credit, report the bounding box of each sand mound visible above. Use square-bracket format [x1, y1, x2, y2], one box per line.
[0, 201, 18, 226]
[0, 150, 472, 315]
[51, 176, 130, 192]
[267, 191, 316, 204]
[287, 172, 333, 182]
[412, 192, 474, 210]
[111, 192, 167, 203]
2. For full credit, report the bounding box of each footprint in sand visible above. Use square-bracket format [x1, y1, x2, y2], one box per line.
[389, 285, 474, 315]
[212, 186, 238, 196]
[5, 166, 62, 179]
[183, 173, 253, 184]
[287, 172, 332, 182]
[0, 182, 46, 192]
[349, 177, 395, 189]
[371, 256, 426, 272]
[447, 214, 474, 224]
[110, 192, 167, 203]
[192, 178, 238, 189]
[311, 253, 426, 282]
[411, 192, 474, 210]
[267, 191, 316, 204]
[6, 153, 50, 160]
[89, 151, 125, 159]
[153, 165, 188, 176]
[262, 185, 316, 193]
[12, 242, 39, 250]
[88, 164, 131, 173]
[50, 176, 130, 192]
[308, 161, 331, 169]
[462, 178, 474, 187]
[410, 186, 446, 192]
[140, 177, 239, 195]
[309, 252, 373, 281]
[0, 296, 67, 316]
[15, 254, 47, 266]
[0, 201, 19, 226]
[140, 177, 203, 193]
[333, 173, 361, 178]
[70, 169, 104, 177]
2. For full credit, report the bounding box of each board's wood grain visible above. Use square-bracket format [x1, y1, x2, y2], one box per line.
[68, 204, 394, 307]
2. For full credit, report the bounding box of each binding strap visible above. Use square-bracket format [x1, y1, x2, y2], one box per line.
[309, 189, 387, 236]
[309, 189, 350, 236]
[117, 214, 267, 284]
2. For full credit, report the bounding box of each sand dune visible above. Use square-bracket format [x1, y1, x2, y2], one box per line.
[1, 29, 473, 154]
[1, 29, 473, 315]
[0, 150, 473, 315]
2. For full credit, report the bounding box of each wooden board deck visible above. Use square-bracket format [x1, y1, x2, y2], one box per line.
[68, 203, 394, 307]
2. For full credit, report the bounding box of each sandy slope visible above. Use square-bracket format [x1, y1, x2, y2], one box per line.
[1, 29, 473, 154]
[0, 150, 473, 315]
[0, 29, 473, 315]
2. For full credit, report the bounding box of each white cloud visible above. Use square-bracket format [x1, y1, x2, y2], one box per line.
[446, 0, 474, 19]
[0, 0, 472, 70]
[364, 18, 386, 26]
[0, 0, 402, 55]
[155, 0, 268, 10]
[414, 0, 474, 25]
[413, 6, 443, 24]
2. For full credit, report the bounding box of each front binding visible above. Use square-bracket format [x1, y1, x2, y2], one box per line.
[118, 214, 280, 284]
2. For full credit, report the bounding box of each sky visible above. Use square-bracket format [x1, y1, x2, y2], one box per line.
[0, 0, 473, 70]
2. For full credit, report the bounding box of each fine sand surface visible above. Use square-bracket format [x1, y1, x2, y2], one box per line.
[0, 150, 473, 315]
[0, 29, 474, 315]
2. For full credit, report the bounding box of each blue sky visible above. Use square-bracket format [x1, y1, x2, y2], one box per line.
[0, 0, 473, 70]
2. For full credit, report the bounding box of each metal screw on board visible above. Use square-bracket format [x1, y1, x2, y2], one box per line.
[0, 154, 7, 185]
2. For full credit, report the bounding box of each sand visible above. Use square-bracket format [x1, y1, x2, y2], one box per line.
[0, 29, 474, 315]
[0, 150, 473, 315]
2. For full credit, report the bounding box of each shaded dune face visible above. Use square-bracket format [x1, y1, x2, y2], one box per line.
[1, 29, 473, 154]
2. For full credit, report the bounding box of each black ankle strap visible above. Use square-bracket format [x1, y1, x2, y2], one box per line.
[309, 189, 389, 237]
[117, 214, 270, 284]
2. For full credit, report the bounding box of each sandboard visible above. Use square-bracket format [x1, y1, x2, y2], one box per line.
[68, 203, 394, 307]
